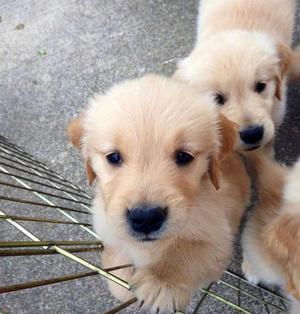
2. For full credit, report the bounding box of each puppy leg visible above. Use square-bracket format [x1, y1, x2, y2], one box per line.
[263, 214, 300, 300]
[241, 219, 262, 285]
[242, 153, 287, 285]
[101, 246, 134, 302]
[241, 256, 260, 285]
[242, 214, 284, 286]
[131, 239, 231, 312]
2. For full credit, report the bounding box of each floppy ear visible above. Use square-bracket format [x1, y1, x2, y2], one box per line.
[208, 157, 221, 190]
[85, 160, 96, 185]
[208, 114, 238, 190]
[275, 43, 292, 100]
[67, 114, 96, 185]
[67, 114, 85, 149]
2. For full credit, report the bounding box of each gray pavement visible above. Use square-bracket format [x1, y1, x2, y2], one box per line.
[0, 0, 300, 313]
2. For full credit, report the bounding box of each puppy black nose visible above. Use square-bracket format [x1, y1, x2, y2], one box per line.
[239, 125, 264, 145]
[127, 205, 167, 234]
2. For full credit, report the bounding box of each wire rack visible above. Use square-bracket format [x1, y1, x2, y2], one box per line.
[0, 135, 290, 313]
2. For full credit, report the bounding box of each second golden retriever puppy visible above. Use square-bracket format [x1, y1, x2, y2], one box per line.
[175, 0, 297, 153]
[242, 156, 300, 313]
[68, 75, 250, 312]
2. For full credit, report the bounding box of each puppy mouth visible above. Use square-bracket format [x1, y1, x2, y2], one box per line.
[129, 232, 161, 242]
[239, 141, 262, 151]
[244, 145, 261, 151]
[140, 235, 159, 242]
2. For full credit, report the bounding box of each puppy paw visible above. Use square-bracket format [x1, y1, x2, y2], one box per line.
[131, 268, 191, 313]
[242, 260, 260, 285]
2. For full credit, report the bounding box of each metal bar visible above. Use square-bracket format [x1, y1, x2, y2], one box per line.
[0, 152, 91, 213]
[0, 137, 61, 172]
[0, 241, 102, 248]
[104, 265, 132, 272]
[0, 247, 102, 256]
[218, 280, 285, 312]
[258, 289, 271, 314]
[0, 139, 44, 165]
[0, 271, 99, 293]
[0, 210, 126, 292]
[104, 298, 137, 314]
[0, 160, 83, 192]
[192, 283, 214, 314]
[53, 246, 130, 289]
[0, 195, 90, 215]
[200, 288, 252, 314]
[237, 279, 241, 308]
[0, 138, 90, 197]
[0, 214, 91, 226]
[0, 146, 56, 174]
[0, 263, 129, 294]
[39, 178, 91, 212]
[279, 299, 288, 311]
[0, 181, 90, 206]
[225, 271, 288, 303]
[0, 165, 98, 239]
[0, 140, 80, 190]
[0, 154, 65, 183]
[0, 170, 90, 200]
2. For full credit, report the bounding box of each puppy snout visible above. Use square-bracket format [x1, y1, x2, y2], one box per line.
[127, 204, 168, 235]
[239, 125, 264, 145]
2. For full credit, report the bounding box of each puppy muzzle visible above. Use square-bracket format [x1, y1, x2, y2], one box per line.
[239, 125, 264, 151]
[126, 204, 168, 241]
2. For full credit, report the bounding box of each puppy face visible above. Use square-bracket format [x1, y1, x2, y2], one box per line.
[68, 75, 236, 244]
[176, 31, 291, 152]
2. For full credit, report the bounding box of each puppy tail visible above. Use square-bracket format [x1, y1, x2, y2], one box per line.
[288, 45, 300, 82]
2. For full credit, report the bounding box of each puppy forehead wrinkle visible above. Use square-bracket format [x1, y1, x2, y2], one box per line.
[185, 31, 279, 89]
[83, 75, 219, 153]
[205, 31, 277, 60]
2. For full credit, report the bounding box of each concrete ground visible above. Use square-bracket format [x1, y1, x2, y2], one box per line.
[0, 0, 300, 313]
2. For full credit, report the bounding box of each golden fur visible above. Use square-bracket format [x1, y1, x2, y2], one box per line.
[241, 155, 300, 313]
[67, 75, 250, 312]
[175, 0, 298, 152]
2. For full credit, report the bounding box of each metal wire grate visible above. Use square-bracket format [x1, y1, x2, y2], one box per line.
[0, 135, 289, 313]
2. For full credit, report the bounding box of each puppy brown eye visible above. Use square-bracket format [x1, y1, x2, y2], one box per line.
[255, 82, 266, 93]
[106, 151, 122, 166]
[175, 151, 194, 166]
[215, 93, 226, 106]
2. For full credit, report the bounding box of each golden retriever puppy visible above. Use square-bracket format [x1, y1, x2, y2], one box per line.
[241, 155, 300, 313]
[172, 1, 300, 311]
[175, 0, 297, 153]
[67, 74, 250, 312]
